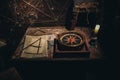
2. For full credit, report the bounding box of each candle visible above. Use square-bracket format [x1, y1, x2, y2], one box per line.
[94, 24, 100, 35]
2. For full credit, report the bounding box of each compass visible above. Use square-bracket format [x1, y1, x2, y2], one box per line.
[58, 32, 84, 48]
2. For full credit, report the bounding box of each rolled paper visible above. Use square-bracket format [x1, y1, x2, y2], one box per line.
[55, 32, 59, 39]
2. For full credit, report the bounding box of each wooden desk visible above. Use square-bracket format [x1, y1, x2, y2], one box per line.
[12, 26, 104, 60]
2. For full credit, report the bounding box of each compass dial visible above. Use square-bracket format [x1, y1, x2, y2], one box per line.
[59, 32, 84, 47]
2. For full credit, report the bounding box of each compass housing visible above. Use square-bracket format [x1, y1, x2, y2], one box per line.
[57, 32, 84, 51]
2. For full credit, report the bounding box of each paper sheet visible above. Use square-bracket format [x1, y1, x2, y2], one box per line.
[21, 34, 56, 58]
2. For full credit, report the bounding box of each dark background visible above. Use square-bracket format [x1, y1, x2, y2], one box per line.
[0, 0, 120, 80]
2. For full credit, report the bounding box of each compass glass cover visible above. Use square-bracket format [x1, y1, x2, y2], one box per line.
[59, 32, 83, 47]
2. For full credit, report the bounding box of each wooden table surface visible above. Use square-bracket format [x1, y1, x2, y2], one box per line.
[12, 26, 104, 61]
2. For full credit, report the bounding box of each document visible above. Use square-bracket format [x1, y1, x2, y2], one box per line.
[21, 34, 56, 58]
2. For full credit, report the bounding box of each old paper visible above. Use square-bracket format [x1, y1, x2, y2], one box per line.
[21, 34, 56, 58]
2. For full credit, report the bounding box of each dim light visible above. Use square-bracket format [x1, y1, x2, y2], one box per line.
[94, 24, 100, 35]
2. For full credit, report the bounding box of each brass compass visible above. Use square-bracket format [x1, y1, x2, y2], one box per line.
[58, 32, 84, 48]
